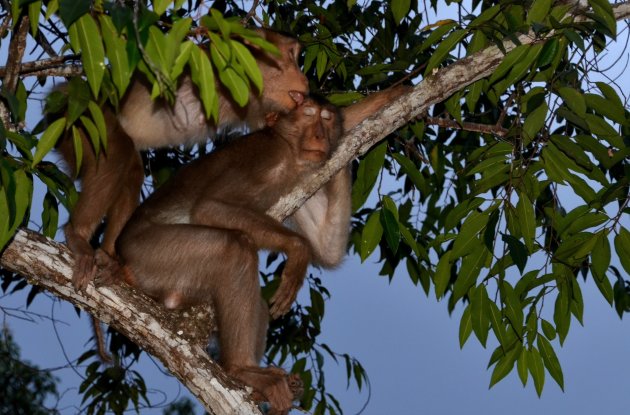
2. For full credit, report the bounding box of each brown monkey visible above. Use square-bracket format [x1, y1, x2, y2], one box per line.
[57, 29, 309, 291]
[115, 93, 348, 413]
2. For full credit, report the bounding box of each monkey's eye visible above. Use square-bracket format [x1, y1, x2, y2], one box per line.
[320, 110, 332, 120]
[303, 107, 316, 116]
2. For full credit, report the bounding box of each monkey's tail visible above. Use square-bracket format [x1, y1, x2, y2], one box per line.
[91, 315, 113, 364]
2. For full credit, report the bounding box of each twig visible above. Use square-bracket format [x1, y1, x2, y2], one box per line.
[424, 116, 509, 137]
[0, 55, 81, 78]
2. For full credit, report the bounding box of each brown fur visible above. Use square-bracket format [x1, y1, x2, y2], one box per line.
[116, 96, 346, 413]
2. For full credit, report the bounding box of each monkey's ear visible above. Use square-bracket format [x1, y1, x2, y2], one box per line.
[265, 112, 279, 126]
[289, 91, 305, 106]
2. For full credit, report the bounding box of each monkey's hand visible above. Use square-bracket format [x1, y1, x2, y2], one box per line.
[269, 276, 303, 319]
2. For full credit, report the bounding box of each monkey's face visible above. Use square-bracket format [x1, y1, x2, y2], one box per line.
[252, 31, 309, 113]
[295, 100, 341, 163]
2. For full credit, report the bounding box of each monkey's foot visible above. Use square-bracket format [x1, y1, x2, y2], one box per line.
[269, 278, 301, 319]
[72, 253, 97, 291]
[93, 249, 123, 287]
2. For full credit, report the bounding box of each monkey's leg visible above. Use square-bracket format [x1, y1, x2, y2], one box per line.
[212, 235, 295, 414]
[95, 132, 144, 286]
[118, 222, 296, 413]
[341, 84, 411, 132]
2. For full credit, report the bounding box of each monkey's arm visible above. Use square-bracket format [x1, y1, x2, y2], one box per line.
[290, 165, 352, 268]
[190, 200, 310, 318]
[341, 85, 411, 132]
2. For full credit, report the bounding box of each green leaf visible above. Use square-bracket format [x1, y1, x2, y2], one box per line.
[32, 117, 66, 167]
[584, 93, 626, 124]
[231, 40, 263, 94]
[380, 203, 400, 254]
[588, 0, 617, 37]
[489, 45, 530, 85]
[316, 49, 328, 80]
[541, 319, 556, 340]
[614, 228, 630, 275]
[592, 231, 613, 304]
[502, 234, 528, 273]
[79, 116, 100, 156]
[537, 37, 559, 68]
[72, 125, 83, 174]
[42, 192, 59, 239]
[58, 0, 90, 27]
[153, 0, 171, 15]
[28, 1, 41, 35]
[502, 282, 524, 329]
[558, 87, 586, 117]
[537, 336, 564, 390]
[452, 244, 486, 302]
[554, 232, 598, 265]
[528, 347, 545, 396]
[527, 0, 552, 25]
[522, 102, 548, 144]
[219, 67, 249, 107]
[419, 21, 457, 53]
[392, 153, 429, 196]
[517, 349, 528, 386]
[488, 301, 508, 348]
[360, 211, 383, 262]
[596, 82, 624, 109]
[434, 251, 453, 299]
[585, 113, 624, 148]
[425, 29, 468, 75]
[87, 101, 107, 151]
[99, 15, 131, 97]
[391, 0, 410, 24]
[554, 286, 571, 344]
[471, 284, 490, 347]
[189, 46, 218, 121]
[8, 169, 31, 237]
[489, 343, 522, 388]
[516, 192, 536, 252]
[459, 305, 473, 348]
[352, 142, 386, 211]
[451, 211, 490, 259]
[74, 14, 105, 97]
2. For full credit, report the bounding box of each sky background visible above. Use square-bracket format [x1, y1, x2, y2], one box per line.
[2, 3, 630, 415]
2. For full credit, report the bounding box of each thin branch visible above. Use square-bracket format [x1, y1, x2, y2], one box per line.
[424, 116, 509, 137]
[0, 55, 81, 78]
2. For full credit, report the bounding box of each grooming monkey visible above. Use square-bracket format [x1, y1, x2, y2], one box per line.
[115, 93, 349, 413]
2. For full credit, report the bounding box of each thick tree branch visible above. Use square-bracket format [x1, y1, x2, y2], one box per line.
[0, 2, 628, 414]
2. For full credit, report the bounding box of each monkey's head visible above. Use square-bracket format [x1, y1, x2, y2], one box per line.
[271, 92, 343, 164]
[247, 29, 309, 114]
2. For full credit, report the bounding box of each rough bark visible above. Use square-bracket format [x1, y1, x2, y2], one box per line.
[1, 2, 629, 414]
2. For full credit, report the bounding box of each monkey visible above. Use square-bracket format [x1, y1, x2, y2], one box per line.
[114, 93, 348, 413]
[56, 29, 310, 292]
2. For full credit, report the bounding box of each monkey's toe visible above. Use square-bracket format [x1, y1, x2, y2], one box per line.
[72, 254, 97, 291]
